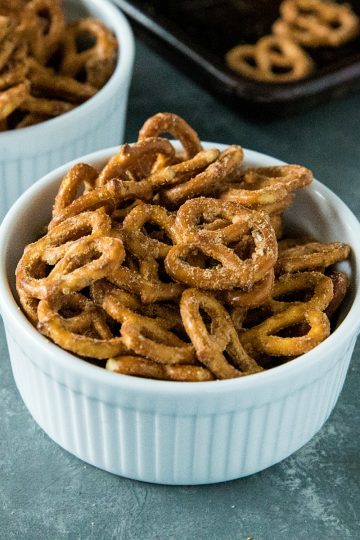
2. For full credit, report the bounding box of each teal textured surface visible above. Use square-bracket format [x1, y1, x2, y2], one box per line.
[1, 38, 360, 538]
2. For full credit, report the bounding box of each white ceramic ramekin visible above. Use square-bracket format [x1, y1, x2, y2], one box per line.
[0, 0, 134, 221]
[1, 144, 359, 485]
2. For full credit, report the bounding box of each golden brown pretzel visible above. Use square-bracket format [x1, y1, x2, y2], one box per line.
[273, 0, 359, 48]
[28, 59, 97, 104]
[21, 0, 65, 64]
[48, 178, 153, 229]
[180, 289, 262, 379]
[240, 305, 330, 357]
[122, 203, 177, 259]
[138, 112, 203, 160]
[97, 138, 175, 187]
[106, 356, 214, 382]
[52, 163, 99, 220]
[166, 209, 277, 290]
[276, 241, 350, 274]
[174, 198, 253, 244]
[225, 34, 314, 82]
[120, 318, 196, 365]
[46, 236, 125, 295]
[37, 292, 127, 359]
[225, 270, 275, 308]
[325, 271, 349, 319]
[0, 81, 29, 121]
[268, 271, 334, 313]
[160, 146, 244, 208]
[60, 18, 117, 88]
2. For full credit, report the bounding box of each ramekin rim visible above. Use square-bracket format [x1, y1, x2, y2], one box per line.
[0, 0, 134, 141]
[1, 144, 360, 396]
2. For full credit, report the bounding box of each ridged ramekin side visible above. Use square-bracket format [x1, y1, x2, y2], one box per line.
[0, 92, 128, 221]
[6, 324, 356, 485]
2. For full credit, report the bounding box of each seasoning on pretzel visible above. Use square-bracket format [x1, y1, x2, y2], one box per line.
[15, 112, 352, 382]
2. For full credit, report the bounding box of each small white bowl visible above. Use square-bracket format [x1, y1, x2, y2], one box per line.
[1, 144, 360, 485]
[0, 0, 134, 221]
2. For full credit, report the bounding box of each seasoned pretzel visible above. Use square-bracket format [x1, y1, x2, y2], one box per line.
[122, 204, 177, 259]
[49, 178, 153, 229]
[240, 305, 330, 357]
[60, 18, 117, 88]
[160, 146, 244, 208]
[21, 0, 65, 64]
[0, 80, 29, 121]
[0, 42, 28, 91]
[273, 0, 359, 48]
[268, 271, 334, 313]
[225, 270, 275, 308]
[106, 356, 214, 382]
[97, 138, 175, 187]
[37, 292, 127, 359]
[276, 241, 350, 273]
[91, 280, 182, 331]
[28, 59, 97, 104]
[174, 198, 270, 244]
[241, 165, 313, 192]
[225, 34, 314, 82]
[138, 112, 202, 160]
[148, 149, 220, 189]
[46, 236, 125, 295]
[326, 271, 349, 319]
[52, 163, 98, 219]
[180, 289, 262, 379]
[166, 209, 277, 290]
[44, 209, 111, 265]
[109, 252, 184, 304]
[120, 318, 195, 365]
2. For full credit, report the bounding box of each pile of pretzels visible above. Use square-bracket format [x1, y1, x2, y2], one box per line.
[225, 0, 359, 82]
[0, 0, 117, 130]
[16, 113, 351, 381]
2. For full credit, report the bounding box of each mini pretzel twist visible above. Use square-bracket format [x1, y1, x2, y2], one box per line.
[180, 289, 263, 379]
[276, 241, 350, 273]
[166, 208, 277, 290]
[160, 146, 244, 208]
[106, 356, 214, 382]
[60, 18, 117, 88]
[240, 304, 330, 358]
[225, 34, 314, 82]
[37, 292, 127, 359]
[273, 0, 360, 48]
[21, 0, 65, 65]
[138, 112, 203, 160]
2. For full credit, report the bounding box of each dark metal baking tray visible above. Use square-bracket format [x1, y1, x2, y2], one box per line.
[112, 0, 360, 116]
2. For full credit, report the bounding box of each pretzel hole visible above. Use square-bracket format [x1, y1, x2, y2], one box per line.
[30, 259, 53, 279]
[271, 65, 293, 75]
[74, 66, 87, 83]
[298, 7, 317, 16]
[157, 258, 173, 283]
[244, 55, 257, 68]
[274, 287, 313, 303]
[68, 248, 102, 271]
[274, 322, 310, 338]
[59, 305, 84, 318]
[199, 307, 213, 334]
[329, 20, 341, 29]
[142, 222, 173, 245]
[53, 225, 94, 247]
[36, 9, 52, 35]
[243, 306, 273, 328]
[75, 32, 97, 53]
